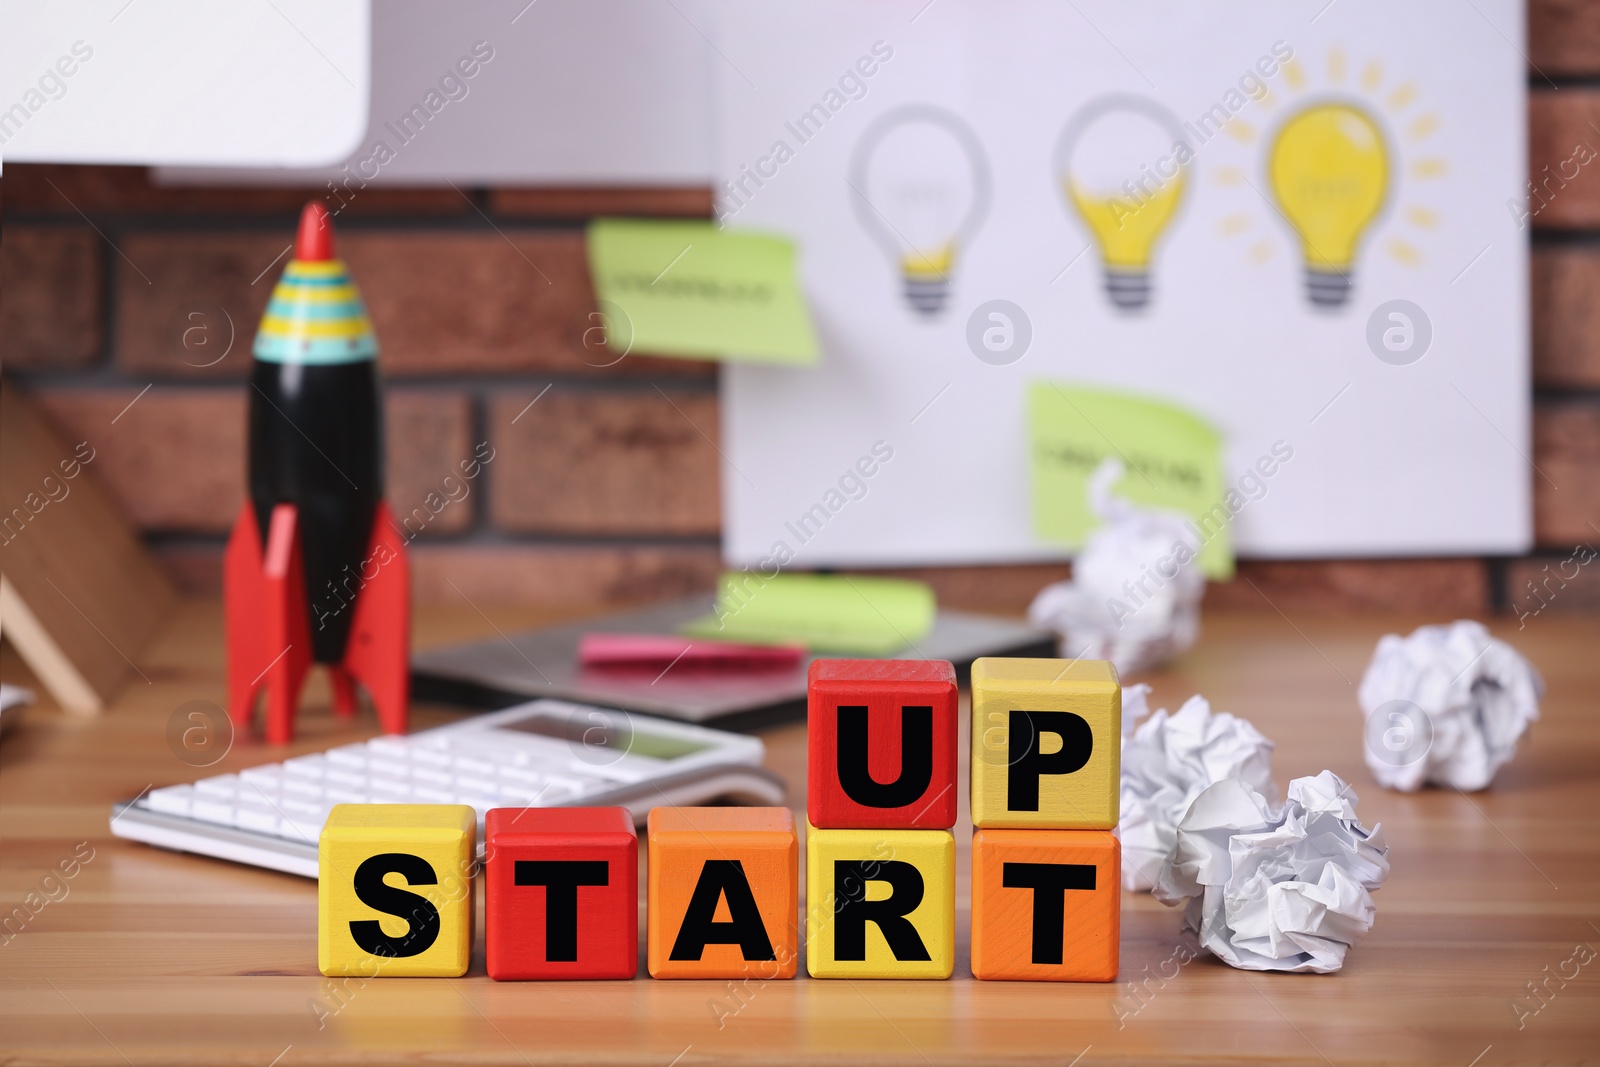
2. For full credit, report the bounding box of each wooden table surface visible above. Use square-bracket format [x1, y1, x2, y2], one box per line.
[2, 601, 1597, 1066]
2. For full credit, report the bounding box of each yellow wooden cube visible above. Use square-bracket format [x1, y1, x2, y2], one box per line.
[318, 804, 476, 978]
[970, 657, 1120, 829]
[804, 822, 954, 979]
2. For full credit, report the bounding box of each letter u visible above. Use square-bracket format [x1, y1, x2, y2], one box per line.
[836, 706, 933, 809]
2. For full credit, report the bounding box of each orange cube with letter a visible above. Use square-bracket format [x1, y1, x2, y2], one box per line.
[647, 807, 798, 980]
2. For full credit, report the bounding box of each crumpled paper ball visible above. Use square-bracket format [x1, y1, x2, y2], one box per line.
[1153, 770, 1389, 973]
[1357, 620, 1542, 792]
[1027, 459, 1205, 675]
[1119, 684, 1277, 891]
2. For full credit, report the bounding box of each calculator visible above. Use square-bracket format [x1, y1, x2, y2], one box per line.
[109, 699, 785, 878]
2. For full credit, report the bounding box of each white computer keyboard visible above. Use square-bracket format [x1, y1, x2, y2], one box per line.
[110, 699, 785, 878]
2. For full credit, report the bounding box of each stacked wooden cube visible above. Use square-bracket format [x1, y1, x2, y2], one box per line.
[968, 658, 1121, 982]
[804, 659, 961, 978]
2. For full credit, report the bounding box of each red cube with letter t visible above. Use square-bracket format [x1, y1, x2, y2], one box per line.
[484, 806, 638, 980]
[807, 658, 959, 830]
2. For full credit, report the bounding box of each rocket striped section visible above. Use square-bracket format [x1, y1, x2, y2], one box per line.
[254, 255, 378, 365]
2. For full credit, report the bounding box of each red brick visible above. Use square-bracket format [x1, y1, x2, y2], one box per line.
[1206, 559, 1492, 615]
[1506, 551, 1600, 620]
[1533, 249, 1600, 388]
[1529, 0, 1600, 77]
[1533, 402, 1600, 547]
[411, 544, 722, 606]
[153, 542, 225, 594]
[114, 230, 713, 379]
[2, 226, 102, 370]
[1526, 91, 1600, 230]
[4, 164, 466, 216]
[114, 232, 282, 379]
[488, 186, 713, 219]
[32, 389, 244, 532]
[487, 389, 721, 536]
[32, 387, 474, 536]
[386, 391, 476, 539]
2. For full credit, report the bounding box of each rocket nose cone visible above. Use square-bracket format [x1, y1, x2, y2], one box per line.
[295, 201, 336, 261]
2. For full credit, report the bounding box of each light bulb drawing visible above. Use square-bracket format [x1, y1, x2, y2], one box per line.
[1054, 96, 1192, 311]
[848, 105, 990, 317]
[1267, 100, 1390, 308]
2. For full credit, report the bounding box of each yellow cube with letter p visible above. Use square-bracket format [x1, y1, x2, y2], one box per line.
[970, 658, 1120, 829]
[318, 804, 476, 977]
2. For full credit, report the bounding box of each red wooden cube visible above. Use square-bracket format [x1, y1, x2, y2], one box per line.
[807, 659, 958, 830]
[485, 806, 638, 980]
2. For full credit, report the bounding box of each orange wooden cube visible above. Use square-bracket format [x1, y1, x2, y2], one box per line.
[647, 807, 798, 980]
[971, 828, 1119, 982]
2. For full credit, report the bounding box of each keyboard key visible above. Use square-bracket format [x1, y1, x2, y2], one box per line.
[283, 754, 328, 778]
[146, 785, 195, 816]
[325, 745, 369, 769]
[366, 737, 411, 758]
[191, 797, 234, 824]
[410, 748, 452, 767]
[194, 775, 240, 798]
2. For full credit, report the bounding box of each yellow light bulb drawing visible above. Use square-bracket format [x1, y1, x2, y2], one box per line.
[1055, 96, 1192, 310]
[1267, 102, 1389, 307]
[849, 105, 990, 317]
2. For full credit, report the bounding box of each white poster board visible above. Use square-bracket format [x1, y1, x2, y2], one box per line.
[712, 0, 1530, 568]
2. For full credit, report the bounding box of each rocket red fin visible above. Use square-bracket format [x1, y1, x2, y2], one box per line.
[260, 504, 313, 744]
[341, 503, 409, 736]
[224, 503, 269, 733]
[328, 666, 359, 718]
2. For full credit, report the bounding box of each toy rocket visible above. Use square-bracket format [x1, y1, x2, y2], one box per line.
[225, 201, 408, 744]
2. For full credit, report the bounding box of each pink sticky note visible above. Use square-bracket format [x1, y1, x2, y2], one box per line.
[578, 633, 806, 671]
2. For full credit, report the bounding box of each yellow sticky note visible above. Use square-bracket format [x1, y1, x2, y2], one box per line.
[318, 804, 476, 978]
[587, 219, 817, 364]
[805, 823, 954, 979]
[970, 658, 1120, 830]
[1028, 382, 1232, 578]
[681, 572, 935, 655]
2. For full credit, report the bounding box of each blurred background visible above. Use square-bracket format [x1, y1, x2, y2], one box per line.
[1, 0, 1595, 625]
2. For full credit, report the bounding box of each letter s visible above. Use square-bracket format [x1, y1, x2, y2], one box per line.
[871, 40, 894, 61]
[72, 40, 94, 61]
[1271, 439, 1294, 462]
[871, 439, 893, 461]
[349, 853, 441, 958]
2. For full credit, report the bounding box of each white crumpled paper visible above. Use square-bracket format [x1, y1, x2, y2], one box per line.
[1153, 770, 1389, 973]
[1357, 620, 1543, 792]
[1119, 685, 1277, 891]
[1027, 459, 1205, 675]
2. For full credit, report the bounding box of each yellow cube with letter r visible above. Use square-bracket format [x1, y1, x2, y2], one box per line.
[318, 804, 476, 977]
[970, 658, 1120, 829]
[805, 823, 955, 979]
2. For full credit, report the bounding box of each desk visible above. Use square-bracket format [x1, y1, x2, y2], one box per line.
[3, 602, 1597, 1066]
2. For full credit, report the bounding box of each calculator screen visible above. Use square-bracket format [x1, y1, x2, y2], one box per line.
[499, 713, 711, 761]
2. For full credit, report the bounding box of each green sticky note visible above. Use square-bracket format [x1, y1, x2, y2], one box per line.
[586, 219, 817, 363]
[1028, 382, 1233, 579]
[681, 573, 936, 655]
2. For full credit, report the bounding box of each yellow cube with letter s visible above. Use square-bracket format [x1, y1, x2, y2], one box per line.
[969, 658, 1120, 829]
[318, 804, 476, 977]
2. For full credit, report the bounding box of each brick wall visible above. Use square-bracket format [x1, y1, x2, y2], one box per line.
[3, 4, 1598, 617]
